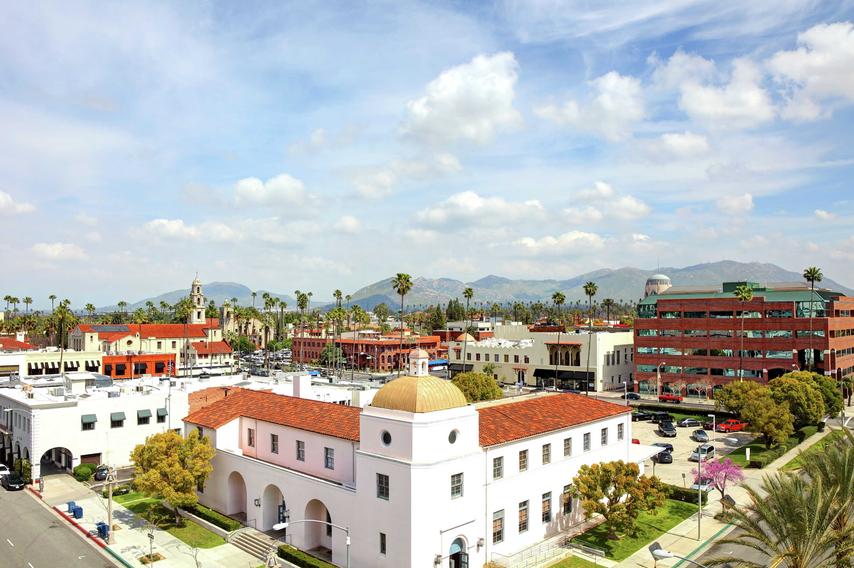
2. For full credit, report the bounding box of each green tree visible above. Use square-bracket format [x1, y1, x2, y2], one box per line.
[741, 388, 795, 448]
[715, 380, 766, 416]
[601, 298, 615, 323]
[734, 283, 755, 381]
[551, 291, 566, 389]
[23, 296, 32, 314]
[451, 371, 502, 402]
[803, 266, 823, 370]
[48, 294, 56, 313]
[461, 287, 474, 372]
[570, 461, 665, 539]
[770, 376, 825, 427]
[319, 342, 344, 367]
[131, 430, 216, 525]
[85, 303, 96, 320]
[391, 273, 413, 376]
[583, 281, 598, 394]
[225, 333, 255, 354]
[780, 370, 843, 418]
[373, 302, 390, 323]
[428, 305, 446, 332]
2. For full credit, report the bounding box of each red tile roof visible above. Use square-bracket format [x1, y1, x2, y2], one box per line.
[76, 323, 213, 340]
[184, 389, 361, 441]
[191, 341, 233, 355]
[0, 337, 33, 351]
[477, 393, 631, 447]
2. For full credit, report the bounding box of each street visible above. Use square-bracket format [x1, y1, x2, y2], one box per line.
[0, 488, 117, 568]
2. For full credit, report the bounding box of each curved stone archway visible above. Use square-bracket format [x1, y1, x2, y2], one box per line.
[226, 471, 247, 518]
[261, 483, 287, 531]
[303, 499, 332, 551]
[39, 447, 73, 474]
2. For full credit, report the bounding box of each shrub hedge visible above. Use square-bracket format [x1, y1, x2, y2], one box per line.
[664, 483, 708, 506]
[73, 464, 94, 481]
[278, 545, 336, 568]
[102, 485, 131, 498]
[185, 504, 241, 532]
[746, 426, 816, 469]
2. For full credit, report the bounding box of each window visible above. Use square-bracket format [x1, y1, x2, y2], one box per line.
[271, 434, 279, 454]
[379, 532, 387, 555]
[504, 354, 509, 363]
[542, 492, 552, 523]
[493, 456, 503, 480]
[111, 417, 124, 429]
[82, 421, 95, 431]
[296, 440, 305, 461]
[601, 428, 608, 446]
[542, 443, 551, 464]
[563, 437, 572, 457]
[326, 511, 332, 537]
[246, 428, 255, 447]
[484, 353, 489, 362]
[514, 355, 519, 363]
[157, 413, 166, 424]
[518, 501, 529, 533]
[324, 447, 335, 469]
[467, 352, 471, 360]
[451, 473, 464, 499]
[519, 449, 528, 472]
[476, 353, 481, 361]
[377, 473, 389, 500]
[138, 415, 150, 426]
[157, 341, 162, 349]
[617, 423, 624, 441]
[171, 341, 177, 348]
[492, 510, 504, 544]
[562, 485, 573, 515]
[197, 426, 204, 438]
[583, 432, 591, 451]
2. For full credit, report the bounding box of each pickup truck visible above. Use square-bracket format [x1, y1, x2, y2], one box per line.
[658, 393, 684, 403]
[717, 419, 748, 433]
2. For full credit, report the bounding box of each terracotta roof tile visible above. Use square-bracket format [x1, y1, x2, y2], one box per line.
[0, 337, 33, 351]
[477, 393, 631, 447]
[184, 389, 361, 441]
[191, 341, 232, 355]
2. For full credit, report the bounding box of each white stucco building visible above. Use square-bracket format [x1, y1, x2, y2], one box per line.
[185, 350, 655, 568]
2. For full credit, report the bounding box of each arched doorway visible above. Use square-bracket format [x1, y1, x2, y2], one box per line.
[448, 537, 468, 568]
[39, 447, 73, 474]
[226, 471, 247, 520]
[303, 499, 332, 551]
[261, 484, 287, 531]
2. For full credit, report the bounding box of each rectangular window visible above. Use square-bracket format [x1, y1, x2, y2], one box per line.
[197, 426, 204, 438]
[171, 341, 177, 348]
[518, 501, 529, 533]
[583, 432, 591, 452]
[324, 447, 335, 469]
[563, 437, 572, 457]
[377, 473, 389, 500]
[82, 422, 95, 431]
[617, 423, 624, 441]
[542, 492, 552, 523]
[271, 434, 279, 454]
[514, 355, 519, 363]
[519, 449, 528, 472]
[562, 485, 573, 515]
[504, 354, 509, 363]
[467, 352, 471, 360]
[111, 418, 124, 429]
[138, 416, 150, 426]
[493, 456, 503, 480]
[157, 413, 165, 424]
[296, 440, 305, 461]
[476, 353, 481, 361]
[379, 532, 387, 555]
[247, 428, 255, 447]
[492, 510, 504, 544]
[451, 473, 464, 499]
[524, 355, 530, 364]
[601, 428, 608, 446]
[542, 443, 551, 464]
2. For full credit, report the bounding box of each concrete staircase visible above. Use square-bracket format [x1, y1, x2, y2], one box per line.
[229, 528, 279, 562]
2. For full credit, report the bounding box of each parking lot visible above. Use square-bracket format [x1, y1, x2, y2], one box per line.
[632, 412, 754, 487]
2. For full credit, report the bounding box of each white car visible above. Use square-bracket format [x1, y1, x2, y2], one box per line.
[0, 464, 10, 477]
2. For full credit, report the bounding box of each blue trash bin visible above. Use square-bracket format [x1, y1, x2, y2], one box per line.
[73, 506, 83, 519]
[96, 522, 108, 540]
[67, 501, 76, 513]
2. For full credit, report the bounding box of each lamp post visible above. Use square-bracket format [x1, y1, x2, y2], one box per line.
[272, 520, 350, 568]
[656, 361, 665, 398]
[106, 465, 116, 544]
[708, 414, 716, 448]
[649, 542, 719, 567]
[622, 381, 628, 406]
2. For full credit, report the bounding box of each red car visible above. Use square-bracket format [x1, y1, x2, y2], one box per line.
[658, 393, 684, 403]
[717, 419, 748, 432]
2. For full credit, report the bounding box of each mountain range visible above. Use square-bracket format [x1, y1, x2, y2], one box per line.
[104, 261, 853, 313]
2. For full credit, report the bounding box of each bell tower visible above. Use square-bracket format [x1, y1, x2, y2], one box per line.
[189, 273, 206, 324]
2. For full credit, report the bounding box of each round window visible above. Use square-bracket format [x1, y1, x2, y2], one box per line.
[448, 429, 459, 444]
[381, 431, 392, 446]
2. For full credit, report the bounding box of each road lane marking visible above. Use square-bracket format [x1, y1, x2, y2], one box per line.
[28, 563, 34, 568]
[6, 538, 13, 547]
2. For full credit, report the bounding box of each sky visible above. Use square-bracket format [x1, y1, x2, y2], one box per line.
[2, 1, 854, 307]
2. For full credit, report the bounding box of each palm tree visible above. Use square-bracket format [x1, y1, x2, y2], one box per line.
[551, 291, 566, 390]
[734, 284, 755, 382]
[803, 266, 823, 370]
[48, 294, 57, 313]
[3, 295, 10, 313]
[85, 303, 96, 320]
[10, 296, 19, 315]
[391, 273, 413, 376]
[461, 287, 474, 374]
[708, 473, 840, 567]
[23, 296, 32, 314]
[602, 298, 615, 324]
[583, 281, 598, 395]
[295, 290, 309, 364]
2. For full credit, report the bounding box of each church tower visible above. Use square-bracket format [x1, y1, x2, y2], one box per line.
[189, 274, 206, 324]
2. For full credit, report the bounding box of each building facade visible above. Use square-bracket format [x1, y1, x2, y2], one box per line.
[292, 332, 443, 373]
[0, 349, 104, 378]
[634, 281, 854, 395]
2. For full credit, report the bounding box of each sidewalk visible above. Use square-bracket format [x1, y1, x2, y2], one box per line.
[41, 475, 259, 568]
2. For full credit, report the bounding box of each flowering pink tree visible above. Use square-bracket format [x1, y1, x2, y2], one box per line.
[693, 458, 744, 503]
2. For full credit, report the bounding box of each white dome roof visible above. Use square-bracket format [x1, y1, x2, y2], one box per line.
[647, 274, 671, 281]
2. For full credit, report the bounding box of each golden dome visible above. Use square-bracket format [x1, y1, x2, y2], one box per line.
[455, 333, 476, 342]
[371, 375, 468, 413]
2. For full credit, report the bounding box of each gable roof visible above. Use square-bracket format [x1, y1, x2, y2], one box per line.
[191, 340, 232, 355]
[0, 337, 33, 351]
[76, 323, 213, 340]
[477, 393, 631, 447]
[184, 389, 361, 442]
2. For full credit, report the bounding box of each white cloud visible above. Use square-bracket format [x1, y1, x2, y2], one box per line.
[334, 215, 361, 234]
[31, 242, 87, 260]
[535, 71, 644, 141]
[288, 128, 327, 154]
[563, 206, 604, 223]
[632, 233, 650, 242]
[353, 154, 462, 199]
[610, 195, 651, 219]
[716, 193, 754, 214]
[234, 174, 311, 207]
[577, 181, 615, 201]
[418, 191, 544, 226]
[513, 230, 604, 256]
[679, 59, 775, 128]
[404, 228, 439, 243]
[403, 52, 522, 145]
[768, 22, 854, 121]
[657, 131, 711, 157]
[649, 50, 717, 90]
[814, 209, 834, 220]
[0, 190, 35, 214]
[566, 181, 650, 221]
[140, 218, 239, 242]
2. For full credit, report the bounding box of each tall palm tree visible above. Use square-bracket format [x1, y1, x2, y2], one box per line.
[3, 295, 11, 313]
[708, 473, 841, 568]
[251, 291, 257, 308]
[85, 303, 96, 320]
[583, 281, 598, 395]
[23, 296, 32, 314]
[391, 273, 413, 376]
[48, 294, 57, 313]
[10, 296, 19, 315]
[734, 284, 755, 382]
[803, 266, 823, 370]
[296, 290, 309, 365]
[602, 298, 615, 324]
[551, 291, 566, 390]
[461, 287, 474, 375]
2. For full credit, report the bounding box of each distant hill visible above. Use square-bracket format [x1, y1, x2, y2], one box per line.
[98, 282, 304, 312]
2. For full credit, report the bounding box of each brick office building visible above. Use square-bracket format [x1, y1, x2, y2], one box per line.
[634, 281, 854, 396]
[292, 332, 443, 372]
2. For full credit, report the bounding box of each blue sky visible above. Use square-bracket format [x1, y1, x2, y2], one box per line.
[2, 1, 854, 307]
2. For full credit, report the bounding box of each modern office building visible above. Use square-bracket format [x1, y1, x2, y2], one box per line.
[634, 280, 854, 394]
[292, 331, 443, 373]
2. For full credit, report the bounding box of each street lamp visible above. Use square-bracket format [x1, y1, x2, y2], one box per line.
[648, 542, 719, 567]
[622, 381, 628, 406]
[272, 520, 350, 568]
[106, 466, 117, 544]
[708, 414, 716, 448]
[656, 361, 666, 397]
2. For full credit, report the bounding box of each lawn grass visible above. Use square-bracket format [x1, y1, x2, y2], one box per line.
[782, 430, 844, 471]
[114, 491, 152, 505]
[726, 434, 799, 467]
[572, 499, 697, 561]
[123, 499, 225, 549]
[548, 555, 602, 567]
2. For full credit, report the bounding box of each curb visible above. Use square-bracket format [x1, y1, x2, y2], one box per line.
[52, 506, 107, 549]
[26, 485, 43, 499]
[672, 523, 733, 567]
[105, 546, 137, 568]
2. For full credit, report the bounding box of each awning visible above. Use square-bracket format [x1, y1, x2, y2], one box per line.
[137, 409, 152, 419]
[81, 414, 97, 424]
[629, 444, 666, 463]
[110, 412, 126, 421]
[533, 368, 592, 380]
[157, 408, 168, 417]
[449, 363, 473, 372]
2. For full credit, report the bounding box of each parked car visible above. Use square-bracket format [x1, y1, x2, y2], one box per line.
[621, 392, 641, 400]
[631, 438, 640, 445]
[650, 412, 675, 424]
[658, 421, 677, 437]
[93, 465, 110, 482]
[652, 450, 673, 464]
[690, 476, 714, 492]
[690, 444, 716, 461]
[0, 464, 9, 478]
[652, 442, 674, 453]
[717, 419, 748, 433]
[677, 417, 702, 428]
[1, 472, 25, 491]
[692, 429, 710, 443]
[631, 411, 652, 422]
[658, 393, 684, 403]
